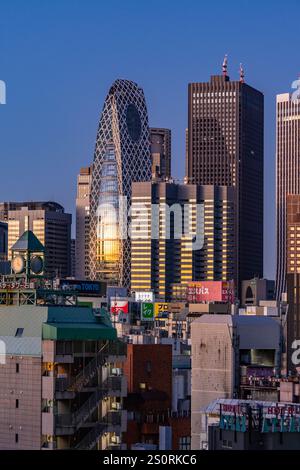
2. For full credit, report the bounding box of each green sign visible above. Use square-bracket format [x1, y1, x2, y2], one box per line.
[141, 302, 154, 321]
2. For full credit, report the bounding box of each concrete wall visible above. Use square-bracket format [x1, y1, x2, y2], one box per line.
[191, 317, 234, 449]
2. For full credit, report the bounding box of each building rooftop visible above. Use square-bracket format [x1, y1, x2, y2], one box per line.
[0, 305, 117, 355]
[11, 230, 45, 252]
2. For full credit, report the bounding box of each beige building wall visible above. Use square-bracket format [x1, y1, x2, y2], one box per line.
[0, 355, 42, 449]
[191, 315, 234, 449]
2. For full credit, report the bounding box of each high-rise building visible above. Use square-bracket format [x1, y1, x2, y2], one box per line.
[89, 79, 152, 287]
[0, 221, 7, 262]
[0, 221, 9, 274]
[186, 62, 264, 288]
[286, 194, 300, 275]
[75, 167, 91, 279]
[286, 273, 300, 374]
[70, 238, 76, 278]
[131, 181, 236, 300]
[285, 195, 300, 373]
[150, 127, 171, 178]
[276, 94, 300, 298]
[0, 201, 72, 278]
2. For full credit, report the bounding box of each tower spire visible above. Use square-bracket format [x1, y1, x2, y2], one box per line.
[239, 63, 245, 83]
[222, 54, 228, 76]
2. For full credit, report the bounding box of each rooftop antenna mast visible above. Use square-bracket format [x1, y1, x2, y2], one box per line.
[222, 54, 228, 77]
[239, 63, 245, 83]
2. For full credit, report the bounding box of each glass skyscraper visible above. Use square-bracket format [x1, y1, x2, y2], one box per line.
[89, 79, 151, 286]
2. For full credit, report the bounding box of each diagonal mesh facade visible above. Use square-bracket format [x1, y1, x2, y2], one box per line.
[89, 80, 151, 287]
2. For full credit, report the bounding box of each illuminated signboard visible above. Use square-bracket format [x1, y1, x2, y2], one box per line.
[154, 302, 169, 318]
[59, 279, 104, 296]
[219, 402, 300, 433]
[187, 281, 235, 303]
[110, 299, 129, 315]
[141, 302, 154, 321]
[135, 291, 154, 302]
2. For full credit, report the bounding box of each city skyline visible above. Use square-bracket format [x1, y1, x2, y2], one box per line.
[2, 0, 300, 457]
[1, 1, 300, 280]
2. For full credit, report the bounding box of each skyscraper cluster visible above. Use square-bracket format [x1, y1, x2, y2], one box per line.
[73, 59, 264, 301]
[2, 56, 300, 452]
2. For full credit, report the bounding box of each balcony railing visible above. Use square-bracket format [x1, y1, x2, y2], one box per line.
[74, 422, 107, 450]
[55, 388, 106, 431]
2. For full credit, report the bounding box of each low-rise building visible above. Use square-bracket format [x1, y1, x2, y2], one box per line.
[0, 300, 127, 450]
[191, 314, 282, 449]
[203, 398, 300, 450]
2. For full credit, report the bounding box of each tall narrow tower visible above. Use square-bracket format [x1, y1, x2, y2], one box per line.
[276, 92, 300, 299]
[75, 167, 91, 280]
[89, 80, 152, 287]
[186, 59, 264, 288]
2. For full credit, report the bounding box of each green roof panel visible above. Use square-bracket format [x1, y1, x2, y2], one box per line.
[11, 230, 45, 252]
[42, 322, 117, 340]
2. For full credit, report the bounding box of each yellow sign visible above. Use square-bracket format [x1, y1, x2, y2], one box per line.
[154, 302, 169, 317]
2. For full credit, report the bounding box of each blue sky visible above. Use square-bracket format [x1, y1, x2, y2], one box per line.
[0, 0, 299, 278]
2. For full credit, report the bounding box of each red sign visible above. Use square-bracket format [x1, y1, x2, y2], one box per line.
[187, 281, 235, 303]
[110, 300, 129, 315]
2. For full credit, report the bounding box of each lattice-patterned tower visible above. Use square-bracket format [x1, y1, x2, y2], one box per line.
[89, 80, 152, 287]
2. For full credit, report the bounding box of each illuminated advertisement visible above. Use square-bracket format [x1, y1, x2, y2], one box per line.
[135, 291, 154, 302]
[219, 401, 300, 433]
[110, 299, 129, 315]
[154, 302, 169, 318]
[187, 281, 235, 303]
[141, 302, 154, 321]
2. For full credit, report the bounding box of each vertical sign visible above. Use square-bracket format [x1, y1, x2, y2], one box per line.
[141, 302, 154, 321]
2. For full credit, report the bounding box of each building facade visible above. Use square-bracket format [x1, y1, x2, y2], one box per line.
[286, 273, 300, 374]
[191, 314, 282, 449]
[0, 221, 9, 274]
[186, 69, 264, 288]
[0, 298, 127, 450]
[241, 278, 275, 306]
[286, 194, 300, 275]
[131, 181, 236, 300]
[205, 399, 300, 450]
[0, 202, 72, 278]
[75, 167, 91, 280]
[89, 79, 152, 287]
[123, 343, 190, 450]
[276, 93, 300, 299]
[0, 221, 7, 261]
[150, 128, 171, 179]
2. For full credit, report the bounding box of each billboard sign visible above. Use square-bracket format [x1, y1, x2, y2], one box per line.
[187, 281, 235, 303]
[135, 291, 154, 302]
[141, 302, 154, 321]
[59, 279, 104, 296]
[110, 299, 129, 315]
[219, 400, 300, 434]
[154, 302, 170, 318]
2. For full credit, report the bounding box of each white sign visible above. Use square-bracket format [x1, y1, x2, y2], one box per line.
[134, 291, 154, 302]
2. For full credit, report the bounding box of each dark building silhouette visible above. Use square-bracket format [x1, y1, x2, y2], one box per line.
[150, 128, 171, 179]
[186, 63, 264, 288]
